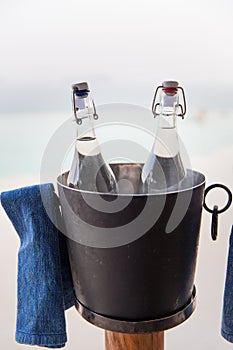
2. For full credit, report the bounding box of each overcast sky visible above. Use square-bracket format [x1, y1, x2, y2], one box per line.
[1, 0, 233, 112]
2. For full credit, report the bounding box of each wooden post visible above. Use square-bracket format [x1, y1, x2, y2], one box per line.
[105, 331, 164, 350]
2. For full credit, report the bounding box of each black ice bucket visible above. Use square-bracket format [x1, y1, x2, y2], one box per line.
[57, 164, 206, 333]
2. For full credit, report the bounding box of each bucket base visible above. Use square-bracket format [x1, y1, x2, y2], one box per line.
[75, 286, 196, 333]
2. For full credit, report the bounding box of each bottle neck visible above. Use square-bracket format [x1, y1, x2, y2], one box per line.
[159, 89, 179, 127]
[73, 93, 100, 156]
[153, 90, 180, 158]
[74, 93, 96, 137]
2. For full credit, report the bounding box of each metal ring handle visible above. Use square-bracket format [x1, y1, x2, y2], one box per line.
[203, 183, 232, 214]
[211, 205, 218, 241]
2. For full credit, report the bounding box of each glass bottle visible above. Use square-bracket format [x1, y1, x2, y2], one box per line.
[140, 81, 187, 193]
[67, 82, 118, 193]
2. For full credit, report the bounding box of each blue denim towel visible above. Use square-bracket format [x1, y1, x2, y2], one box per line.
[221, 225, 233, 342]
[0, 184, 75, 348]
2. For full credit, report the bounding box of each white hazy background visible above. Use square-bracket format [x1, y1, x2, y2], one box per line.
[1, 0, 233, 349]
[1, 0, 233, 111]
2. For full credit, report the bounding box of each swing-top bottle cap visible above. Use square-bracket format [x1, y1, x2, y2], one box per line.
[162, 81, 179, 88]
[72, 82, 90, 98]
[72, 82, 90, 92]
[162, 81, 179, 96]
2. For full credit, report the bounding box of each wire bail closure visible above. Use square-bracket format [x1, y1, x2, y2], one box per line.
[72, 90, 99, 125]
[152, 85, 187, 119]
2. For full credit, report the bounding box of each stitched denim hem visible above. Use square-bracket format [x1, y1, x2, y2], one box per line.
[16, 331, 67, 348]
[221, 328, 233, 343]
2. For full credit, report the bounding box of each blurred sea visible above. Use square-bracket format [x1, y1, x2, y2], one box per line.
[1, 108, 233, 179]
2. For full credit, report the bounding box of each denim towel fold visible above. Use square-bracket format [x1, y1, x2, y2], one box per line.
[0, 183, 75, 348]
[221, 225, 233, 342]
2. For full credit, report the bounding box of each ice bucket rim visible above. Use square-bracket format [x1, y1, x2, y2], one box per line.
[57, 167, 205, 197]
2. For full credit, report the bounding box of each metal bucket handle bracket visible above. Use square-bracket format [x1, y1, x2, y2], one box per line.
[203, 184, 232, 241]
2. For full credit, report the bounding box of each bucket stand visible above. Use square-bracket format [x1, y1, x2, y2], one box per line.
[75, 284, 196, 349]
[105, 331, 164, 350]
